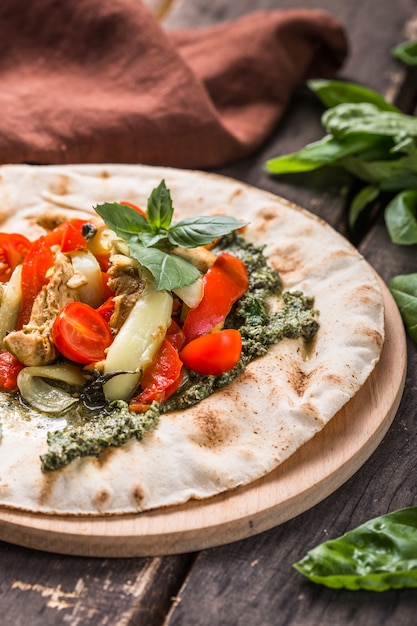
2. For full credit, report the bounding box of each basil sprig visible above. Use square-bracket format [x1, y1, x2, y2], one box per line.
[265, 79, 417, 230]
[294, 506, 417, 591]
[94, 180, 246, 290]
[264, 78, 417, 344]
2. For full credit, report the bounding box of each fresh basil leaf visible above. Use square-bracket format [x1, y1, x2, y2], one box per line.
[385, 190, 417, 244]
[380, 172, 417, 191]
[323, 103, 417, 141]
[392, 39, 417, 66]
[389, 274, 417, 341]
[342, 151, 417, 189]
[348, 185, 380, 229]
[137, 229, 170, 248]
[265, 134, 379, 174]
[146, 179, 174, 231]
[294, 507, 417, 591]
[128, 243, 200, 291]
[94, 201, 149, 238]
[308, 79, 399, 112]
[167, 216, 246, 248]
[391, 136, 417, 155]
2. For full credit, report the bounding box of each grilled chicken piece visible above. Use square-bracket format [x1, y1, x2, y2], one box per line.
[172, 245, 216, 272]
[4, 251, 79, 366]
[107, 254, 144, 333]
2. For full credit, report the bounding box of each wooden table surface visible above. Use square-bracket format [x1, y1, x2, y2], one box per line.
[1, 1, 417, 624]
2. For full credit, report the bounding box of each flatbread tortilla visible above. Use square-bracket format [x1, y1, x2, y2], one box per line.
[0, 163, 384, 516]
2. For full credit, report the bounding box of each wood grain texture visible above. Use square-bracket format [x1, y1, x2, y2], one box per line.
[0, 545, 195, 626]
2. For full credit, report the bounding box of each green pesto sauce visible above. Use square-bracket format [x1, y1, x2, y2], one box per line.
[20, 232, 319, 472]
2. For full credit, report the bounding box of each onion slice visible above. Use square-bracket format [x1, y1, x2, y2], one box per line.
[17, 364, 85, 414]
[70, 250, 105, 308]
[173, 275, 204, 308]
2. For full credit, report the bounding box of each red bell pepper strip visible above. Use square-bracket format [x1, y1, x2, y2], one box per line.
[182, 252, 248, 343]
[44, 219, 89, 252]
[0, 350, 25, 391]
[165, 319, 185, 352]
[95, 253, 111, 272]
[129, 338, 183, 412]
[16, 236, 54, 329]
[95, 297, 115, 323]
[101, 271, 115, 299]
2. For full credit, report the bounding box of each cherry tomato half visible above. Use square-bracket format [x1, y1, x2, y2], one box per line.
[52, 302, 113, 364]
[180, 329, 242, 376]
[0, 233, 31, 282]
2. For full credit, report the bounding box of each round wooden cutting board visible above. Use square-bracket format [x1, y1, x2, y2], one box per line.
[0, 279, 406, 557]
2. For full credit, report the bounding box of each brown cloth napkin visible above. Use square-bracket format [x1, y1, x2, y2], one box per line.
[0, 0, 348, 169]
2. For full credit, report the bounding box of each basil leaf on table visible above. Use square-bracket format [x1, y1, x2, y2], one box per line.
[341, 152, 417, 189]
[392, 39, 417, 66]
[308, 79, 400, 112]
[389, 273, 417, 341]
[264, 80, 417, 230]
[265, 134, 381, 174]
[348, 185, 379, 229]
[293, 507, 417, 591]
[385, 190, 417, 244]
[322, 103, 417, 146]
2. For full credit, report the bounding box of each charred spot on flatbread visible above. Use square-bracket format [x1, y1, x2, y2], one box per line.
[131, 485, 145, 505]
[92, 487, 111, 509]
[48, 174, 71, 197]
[192, 409, 237, 449]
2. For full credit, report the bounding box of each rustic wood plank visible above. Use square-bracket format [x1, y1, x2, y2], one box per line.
[0, 542, 195, 626]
